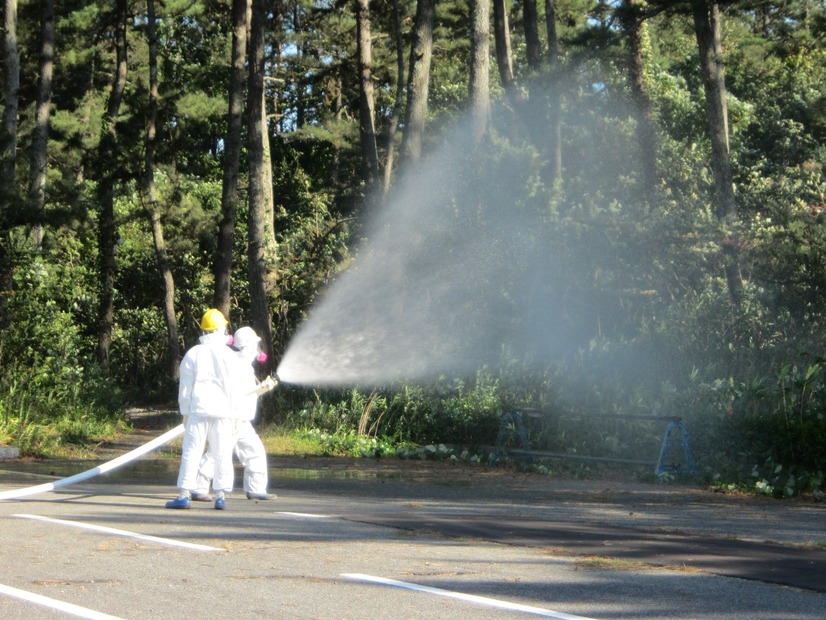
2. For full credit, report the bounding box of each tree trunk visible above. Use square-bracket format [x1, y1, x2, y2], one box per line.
[401, 0, 436, 164]
[524, 0, 541, 70]
[213, 0, 250, 318]
[382, 0, 405, 196]
[692, 0, 734, 218]
[144, 0, 180, 381]
[1, 0, 19, 218]
[247, 0, 274, 371]
[261, 85, 275, 249]
[96, 0, 128, 370]
[545, 0, 562, 181]
[544, 0, 558, 63]
[691, 0, 743, 303]
[620, 0, 658, 200]
[29, 0, 54, 249]
[469, 0, 491, 143]
[356, 0, 380, 189]
[492, 0, 516, 101]
[0, 0, 18, 328]
[290, 7, 306, 130]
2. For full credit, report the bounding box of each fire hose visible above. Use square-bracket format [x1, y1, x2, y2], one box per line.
[0, 375, 279, 502]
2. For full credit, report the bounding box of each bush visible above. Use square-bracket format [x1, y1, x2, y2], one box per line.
[280, 371, 507, 448]
[0, 238, 126, 456]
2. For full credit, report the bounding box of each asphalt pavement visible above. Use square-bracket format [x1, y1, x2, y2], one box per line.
[0, 449, 824, 619]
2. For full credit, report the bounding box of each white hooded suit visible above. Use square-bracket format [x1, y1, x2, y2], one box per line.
[176, 330, 238, 494]
[194, 332, 270, 497]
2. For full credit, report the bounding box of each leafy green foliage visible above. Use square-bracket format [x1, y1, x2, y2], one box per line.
[281, 372, 503, 448]
[296, 428, 403, 458]
[271, 150, 350, 355]
[2, 0, 826, 501]
[0, 235, 125, 456]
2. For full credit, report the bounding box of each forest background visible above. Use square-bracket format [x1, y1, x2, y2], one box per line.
[1, 0, 825, 498]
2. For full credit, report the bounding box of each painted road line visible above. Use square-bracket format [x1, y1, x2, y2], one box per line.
[340, 573, 601, 620]
[277, 511, 332, 518]
[13, 514, 225, 552]
[0, 582, 124, 620]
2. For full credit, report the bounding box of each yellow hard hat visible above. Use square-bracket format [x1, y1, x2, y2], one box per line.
[200, 308, 228, 332]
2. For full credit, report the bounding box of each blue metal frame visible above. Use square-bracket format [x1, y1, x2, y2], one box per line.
[655, 420, 696, 475]
[491, 410, 531, 466]
[493, 410, 697, 475]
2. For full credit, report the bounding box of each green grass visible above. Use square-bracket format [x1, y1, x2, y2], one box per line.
[260, 426, 333, 457]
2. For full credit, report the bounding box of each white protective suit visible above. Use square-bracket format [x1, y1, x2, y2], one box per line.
[194, 338, 270, 497]
[175, 330, 238, 494]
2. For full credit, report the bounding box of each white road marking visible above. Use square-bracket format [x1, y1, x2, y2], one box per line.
[340, 573, 601, 619]
[13, 514, 225, 552]
[277, 511, 331, 518]
[0, 582, 124, 620]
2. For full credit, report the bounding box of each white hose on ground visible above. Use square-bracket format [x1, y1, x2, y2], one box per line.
[0, 379, 280, 502]
[0, 424, 185, 501]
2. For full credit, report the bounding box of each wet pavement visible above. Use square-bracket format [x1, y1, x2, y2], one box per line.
[0, 447, 825, 619]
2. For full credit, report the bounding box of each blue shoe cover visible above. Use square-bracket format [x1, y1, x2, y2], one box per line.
[165, 496, 191, 509]
[214, 496, 226, 510]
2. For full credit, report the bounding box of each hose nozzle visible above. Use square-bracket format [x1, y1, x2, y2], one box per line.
[250, 374, 279, 396]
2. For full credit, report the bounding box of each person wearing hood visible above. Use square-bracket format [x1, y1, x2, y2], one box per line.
[192, 326, 273, 501]
[166, 308, 238, 510]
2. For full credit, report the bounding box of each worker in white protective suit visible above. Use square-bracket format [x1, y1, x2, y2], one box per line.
[166, 308, 238, 511]
[191, 326, 274, 501]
